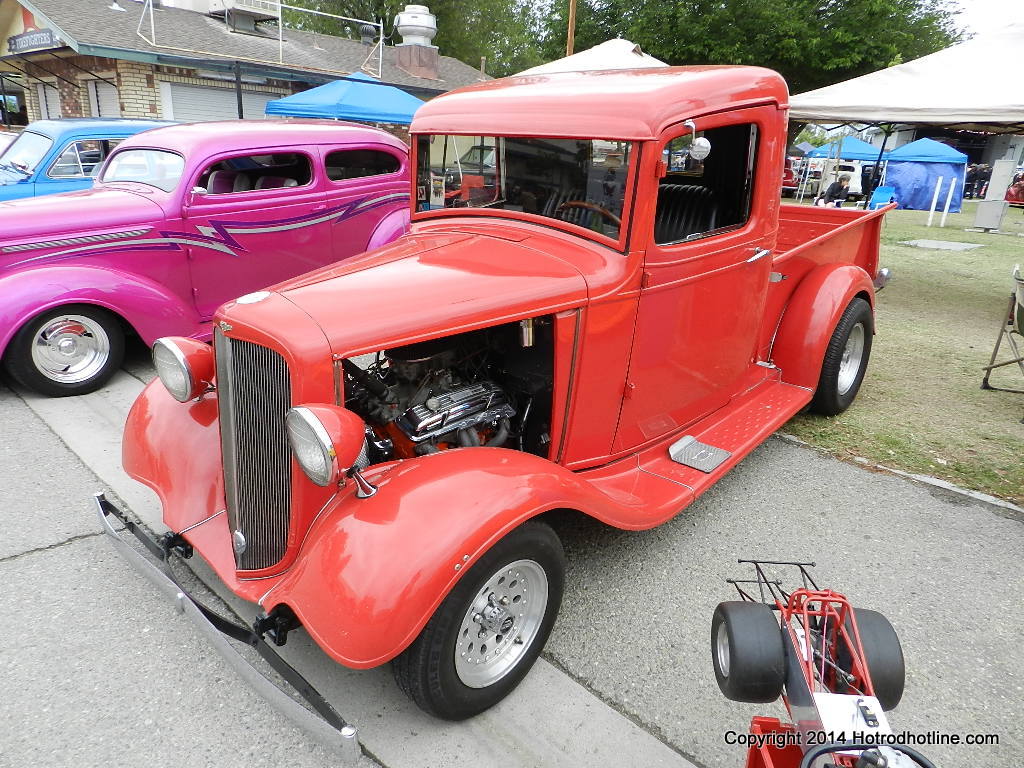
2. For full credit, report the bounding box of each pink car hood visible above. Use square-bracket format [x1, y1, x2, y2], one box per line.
[0, 185, 163, 245]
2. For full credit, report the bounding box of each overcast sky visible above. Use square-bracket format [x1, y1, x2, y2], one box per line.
[953, 0, 1024, 33]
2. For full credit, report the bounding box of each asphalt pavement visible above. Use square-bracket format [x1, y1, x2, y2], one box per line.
[1, 349, 1021, 768]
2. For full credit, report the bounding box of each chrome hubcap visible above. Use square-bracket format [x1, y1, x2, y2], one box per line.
[454, 559, 548, 689]
[30, 314, 110, 384]
[716, 622, 730, 677]
[837, 323, 865, 396]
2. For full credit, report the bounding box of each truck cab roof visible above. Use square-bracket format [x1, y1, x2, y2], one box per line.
[23, 118, 176, 140]
[411, 66, 789, 141]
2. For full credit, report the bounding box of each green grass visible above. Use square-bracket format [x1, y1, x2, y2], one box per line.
[784, 201, 1024, 504]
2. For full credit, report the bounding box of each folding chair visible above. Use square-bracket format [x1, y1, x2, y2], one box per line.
[867, 185, 897, 210]
[981, 265, 1024, 400]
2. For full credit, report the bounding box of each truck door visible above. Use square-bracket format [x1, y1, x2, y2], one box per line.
[613, 107, 780, 452]
[320, 144, 409, 261]
[183, 149, 328, 318]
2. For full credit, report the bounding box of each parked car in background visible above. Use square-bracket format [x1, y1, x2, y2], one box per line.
[782, 157, 798, 196]
[0, 119, 410, 396]
[0, 118, 172, 201]
[108, 67, 893, 733]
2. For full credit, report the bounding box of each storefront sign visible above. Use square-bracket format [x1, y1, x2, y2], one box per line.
[7, 27, 58, 54]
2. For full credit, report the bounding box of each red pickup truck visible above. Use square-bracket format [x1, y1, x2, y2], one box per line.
[101, 66, 891, 743]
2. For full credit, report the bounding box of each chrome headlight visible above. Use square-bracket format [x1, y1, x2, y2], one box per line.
[152, 337, 213, 403]
[285, 407, 338, 487]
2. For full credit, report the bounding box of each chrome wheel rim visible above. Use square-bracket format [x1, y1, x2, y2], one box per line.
[30, 314, 110, 384]
[716, 622, 730, 678]
[454, 558, 548, 689]
[837, 323, 865, 396]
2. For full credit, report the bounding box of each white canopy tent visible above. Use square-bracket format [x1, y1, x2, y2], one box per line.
[789, 24, 1024, 133]
[518, 39, 668, 75]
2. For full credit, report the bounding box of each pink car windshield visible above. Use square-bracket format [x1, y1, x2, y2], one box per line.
[101, 148, 185, 193]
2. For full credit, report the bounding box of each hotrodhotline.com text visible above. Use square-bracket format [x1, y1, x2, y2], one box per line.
[724, 730, 1000, 749]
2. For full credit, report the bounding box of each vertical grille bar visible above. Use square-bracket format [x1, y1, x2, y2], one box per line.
[215, 328, 293, 571]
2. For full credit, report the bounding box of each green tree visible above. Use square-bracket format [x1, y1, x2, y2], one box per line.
[283, 0, 545, 77]
[537, 0, 962, 92]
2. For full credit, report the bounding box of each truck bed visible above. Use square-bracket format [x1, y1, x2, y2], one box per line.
[756, 203, 892, 358]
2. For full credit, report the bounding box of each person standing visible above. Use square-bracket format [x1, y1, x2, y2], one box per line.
[977, 164, 992, 198]
[965, 164, 978, 198]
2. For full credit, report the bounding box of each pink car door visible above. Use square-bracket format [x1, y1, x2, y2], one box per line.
[320, 143, 409, 260]
[183, 149, 329, 317]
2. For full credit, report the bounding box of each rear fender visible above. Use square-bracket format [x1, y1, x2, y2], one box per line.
[771, 263, 874, 389]
[268, 447, 612, 668]
[366, 206, 410, 250]
[0, 265, 203, 357]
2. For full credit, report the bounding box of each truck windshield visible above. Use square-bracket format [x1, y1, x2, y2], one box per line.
[100, 148, 185, 193]
[0, 131, 52, 175]
[416, 134, 632, 241]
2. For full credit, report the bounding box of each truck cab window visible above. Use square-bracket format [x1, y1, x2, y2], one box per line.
[655, 123, 758, 245]
[48, 139, 121, 178]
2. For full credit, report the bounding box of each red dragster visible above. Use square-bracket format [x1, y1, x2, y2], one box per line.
[101, 67, 894, 744]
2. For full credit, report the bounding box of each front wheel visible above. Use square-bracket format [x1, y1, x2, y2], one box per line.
[3, 305, 125, 397]
[392, 520, 565, 720]
[810, 297, 874, 416]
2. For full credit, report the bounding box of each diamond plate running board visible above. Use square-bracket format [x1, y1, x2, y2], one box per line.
[668, 435, 732, 473]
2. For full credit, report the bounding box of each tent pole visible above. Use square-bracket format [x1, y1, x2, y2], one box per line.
[926, 176, 944, 226]
[869, 125, 890, 193]
[940, 178, 957, 227]
[235, 61, 244, 119]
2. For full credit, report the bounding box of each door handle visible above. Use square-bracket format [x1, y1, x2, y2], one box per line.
[312, 203, 328, 212]
[746, 247, 772, 263]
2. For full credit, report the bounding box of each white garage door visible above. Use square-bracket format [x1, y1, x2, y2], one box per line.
[36, 83, 61, 119]
[88, 81, 121, 117]
[166, 82, 276, 122]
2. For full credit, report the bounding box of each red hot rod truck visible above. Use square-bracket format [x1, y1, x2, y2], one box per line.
[99, 66, 892, 746]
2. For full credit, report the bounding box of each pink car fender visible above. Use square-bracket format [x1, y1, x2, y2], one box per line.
[0, 264, 204, 357]
[367, 206, 411, 250]
[771, 262, 874, 390]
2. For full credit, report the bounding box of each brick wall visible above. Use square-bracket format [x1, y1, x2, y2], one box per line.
[21, 55, 120, 121]
[116, 60, 160, 118]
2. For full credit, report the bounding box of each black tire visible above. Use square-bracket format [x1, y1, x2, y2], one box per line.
[392, 520, 565, 720]
[3, 304, 125, 397]
[837, 608, 905, 711]
[809, 297, 873, 416]
[711, 601, 785, 703]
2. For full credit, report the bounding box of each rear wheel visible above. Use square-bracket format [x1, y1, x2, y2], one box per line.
[3, 305, 124, 396]
[393, 520, 565, 720]
[810, 297, 873, 415]
[711, 601, 785, 703]
[838, 607, 905, 710]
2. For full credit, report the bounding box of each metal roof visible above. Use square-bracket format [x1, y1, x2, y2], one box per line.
[14, 0, 486, 96]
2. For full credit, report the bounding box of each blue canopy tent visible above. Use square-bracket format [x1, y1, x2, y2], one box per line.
[264, 72, 424, 125]
[885, 138, 968, 213]
[805, 136, 884, 161]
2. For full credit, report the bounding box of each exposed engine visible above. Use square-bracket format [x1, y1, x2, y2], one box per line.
[342, 319, 553, 463]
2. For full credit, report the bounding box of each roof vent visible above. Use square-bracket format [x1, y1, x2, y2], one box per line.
[359, 23, 376, 45]
[395, 4, 436, 47]
[209, 0, 280, 34]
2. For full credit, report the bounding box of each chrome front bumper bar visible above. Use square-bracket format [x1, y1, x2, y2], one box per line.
[94, 492, 361, 762]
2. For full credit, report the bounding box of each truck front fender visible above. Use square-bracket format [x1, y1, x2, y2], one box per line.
[0, 264, 203, 357]
[366, 206, 410, 250]
[268, 448, 618, 669]
[771, 262, 874, 389]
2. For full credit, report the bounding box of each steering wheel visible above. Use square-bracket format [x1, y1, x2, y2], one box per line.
[555, 200, 621, 227]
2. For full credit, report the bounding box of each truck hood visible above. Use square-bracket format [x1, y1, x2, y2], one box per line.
[272, 230, 588, 355]
[0, 185, 163, 243]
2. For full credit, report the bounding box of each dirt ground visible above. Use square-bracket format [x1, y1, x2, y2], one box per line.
[785, 200, 1024, 503]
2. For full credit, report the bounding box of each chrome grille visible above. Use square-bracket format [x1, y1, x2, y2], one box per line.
[215, 328, 292, 571]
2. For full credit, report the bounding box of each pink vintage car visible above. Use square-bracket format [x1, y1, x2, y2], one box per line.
[0, 119, 409, 396]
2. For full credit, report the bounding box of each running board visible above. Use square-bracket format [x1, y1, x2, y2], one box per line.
[669, 435, 731, 473]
